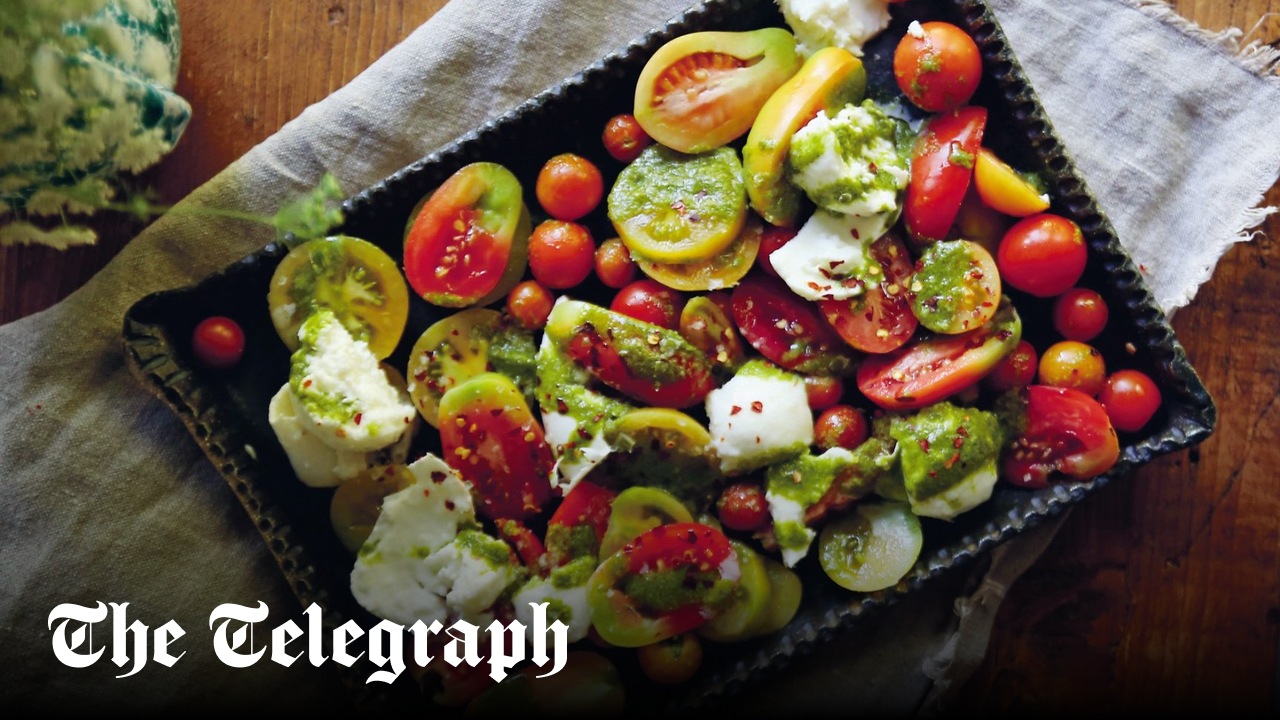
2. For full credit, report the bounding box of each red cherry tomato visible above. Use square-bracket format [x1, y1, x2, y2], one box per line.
[610, 279, 685, 330]
[731, 273, 857, 376]
[595, 237, 638, 289]
[893, 21, 982, 113]
[1098, 369, 1162, 433]
[818, 235, 918, 354]
[997, 213, 1088, 297]
[803, 375, 845, 411]
[536, 153, 604, 221]
[192, 316, 245, 370]
[1003, 385, 1120, 488]
[602, 113, 653, 164]
[904, 106, 987, 245]
[856, 301, 1021, 410]
[1037, 340, 1106, 397]
[715, 482, 770, 533]
[1052, 287, 1109, 341]
[506, 280, 554, 330]
[755, 225, 798, 278]
[528, 220, 596, 289]
[983, 339, 1037, 393]
[813, 405, 869, 451]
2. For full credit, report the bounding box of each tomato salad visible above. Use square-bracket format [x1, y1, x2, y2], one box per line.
[234, 6, 1165, 712]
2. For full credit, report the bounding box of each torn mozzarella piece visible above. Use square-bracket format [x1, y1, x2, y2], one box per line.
[705, 361, 813, 475]
[769, 209, 894, 301]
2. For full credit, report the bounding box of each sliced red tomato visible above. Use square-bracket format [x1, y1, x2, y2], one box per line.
[731, 273, 858, 376]
[403, 162, 531, 308]
[438, 373, 554, 521]
[545, 299, 715, 409]
[904, 106, 987, 245]
[818, 234, 918, 354]
[587, 522, 740, 648]
[1003, 385, 1121, 488]
[857, 300, 1021, 410]
[496, 519, 548, 571]
[545, 480, 617, 565]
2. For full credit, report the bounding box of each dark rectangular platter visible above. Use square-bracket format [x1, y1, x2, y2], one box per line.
[122, 0, 1216, 713]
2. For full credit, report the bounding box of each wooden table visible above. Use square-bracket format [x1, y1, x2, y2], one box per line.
[2, 0, 1276, 714]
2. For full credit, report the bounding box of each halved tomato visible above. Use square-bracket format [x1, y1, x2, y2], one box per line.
[268, 235, 409, 359]
[634, 28, 802, 153]
[679, 294, 747, 372]
[405, 308, 536, 427]
[598, 486, 694, 560]
[587, 522, 740, 648]
[743, 46, 867, 227]
[636, 215, 763, 292]
[732, 273, 859, 375]
[973, 148, 1050, 217]
[437, 373, 554, 521]
[608, 145, 748, 264]
[403, 162, 531, 308]
[909, 239, 1001, 334]
[856, 299, 1021, 410]
[545, 480, 617, 566]
[1002, 385, 1120, 488]
[818, 234, 918, 354]
[904, 106, 987, 245]
[329, 464, 416, 554]
[545, 299, 716, 409]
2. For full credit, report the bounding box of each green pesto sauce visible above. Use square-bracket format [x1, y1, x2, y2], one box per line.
[546, 523, 600, 563]
[482, 320, 539, 405]
[773, 521, 813, 553]
[289, 310, 358, 424]
[608, 145, 745, 244]
[550, 555, 597, 589]
[889, 401, 1004, 502]
[535, 336, 632, 440]
[911, 240, 984, 333]
[622, 568, 736, 613]
[542, 597, 573, 626]
[454, 529, 515, 570]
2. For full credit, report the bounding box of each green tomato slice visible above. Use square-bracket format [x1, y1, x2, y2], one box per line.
[598, 486, 693, 560]
[818, 501, 923, 593]
[697, 540, 772, 642]
[267, 235, 409, 359]
[753, 555, 803, 636]
[608, 145, 748, 264]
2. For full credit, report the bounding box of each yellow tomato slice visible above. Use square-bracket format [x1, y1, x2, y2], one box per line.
[267, 235, 409, 359]
[973, 148, 1050, 217]
[636, 215, 763, 291]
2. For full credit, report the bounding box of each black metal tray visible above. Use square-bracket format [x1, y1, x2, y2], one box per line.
[122, 0, 1215, 712]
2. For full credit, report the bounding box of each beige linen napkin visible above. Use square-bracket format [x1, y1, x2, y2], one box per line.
[2, 0, 1277, 715]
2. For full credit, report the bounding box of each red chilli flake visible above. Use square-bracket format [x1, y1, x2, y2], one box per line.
[751, 400, 764, 413]
[353, 412, 363, 426]
[731, 405, 743, 416]
[919, 438, 931, 453]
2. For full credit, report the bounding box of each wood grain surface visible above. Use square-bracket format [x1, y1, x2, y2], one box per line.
[2, 0, 1276, 714]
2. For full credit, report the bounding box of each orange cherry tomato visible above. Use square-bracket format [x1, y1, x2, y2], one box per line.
[1098, 369, 1162, 433]
[1038, 340, 1107, 397]
[602, 114, 653, 163]
[536, 153, 604, 221]
[594, 237, 638, 289]
[973, 147, 1050, 217]
[506, 280, 554, 330]
[893, 21, 982, 113]
[528, 220, 596, 289]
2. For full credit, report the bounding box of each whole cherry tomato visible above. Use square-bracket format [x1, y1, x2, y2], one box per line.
[983, 339, 1037, 393]
[997, 213, 1088, 298]
[602, 113, 653, 163]
[609, 279, 685, 330]
[1038, 340, 1106, 397]
[595, 237, 638, 289]
[637, 634, 703, 685]
[716, 482, 770, 533]
[813, 405, 869, 450]
[1098, 369, 1162, 433]
[893, 21, 982, 113]
[1052, 287, 1109, 342]
[536, 153, 604, 221]
[803, 375, 845, 411]
[528, 220, 596, 289]
[192, 316, 245, 370]
[506, 280, 554, 330]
